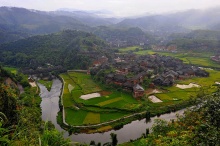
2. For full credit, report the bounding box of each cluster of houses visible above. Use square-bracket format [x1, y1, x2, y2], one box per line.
[89, 53, 209, 99]
[210, 55, 220, 63]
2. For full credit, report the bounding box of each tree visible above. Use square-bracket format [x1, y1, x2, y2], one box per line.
[146, 128, 149, 136]
[90, 140, 95, 146]
[0, 84, 17, 124]
[110, 133, 118, 146]
[145, 111, 151, 121]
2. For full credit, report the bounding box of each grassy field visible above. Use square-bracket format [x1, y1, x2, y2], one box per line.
[119, 46, 143, 53]
[60, 72, 134, 126]
[83, 112, 100, 125]
[68, 71, 101, 94]
[3, 66, 18, 74]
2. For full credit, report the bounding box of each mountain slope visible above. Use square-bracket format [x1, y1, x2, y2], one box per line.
[50, 10, 116, 27]
[0, 7, 91, 35]
[166, 29, 220, 52]
[0, 30, 108, 69]
[0, 26, 30, 44]
[116, 7, 220, 35]
[93, 26, 155, 46]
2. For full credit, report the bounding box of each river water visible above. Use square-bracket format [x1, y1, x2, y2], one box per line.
[38, 79, 185, 144]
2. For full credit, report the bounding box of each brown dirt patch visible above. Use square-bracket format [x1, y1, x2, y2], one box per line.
[145, 89, 154, 94]
[99, 91, 112, 96]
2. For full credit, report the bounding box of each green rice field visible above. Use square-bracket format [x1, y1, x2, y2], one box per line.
[60, 68, 220, 126]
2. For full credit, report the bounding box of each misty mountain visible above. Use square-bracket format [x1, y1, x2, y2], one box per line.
[116, 7, 220, 35]
[168, 29, 220, 41]
[50, 10, 118, 27]
[0, 7, 91, 35]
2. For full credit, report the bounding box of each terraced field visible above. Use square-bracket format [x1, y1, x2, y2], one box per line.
[60, 71, 140, 126]
[60, 69, 220, 127]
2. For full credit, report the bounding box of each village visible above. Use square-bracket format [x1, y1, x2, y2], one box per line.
[89, 53, 209, 98]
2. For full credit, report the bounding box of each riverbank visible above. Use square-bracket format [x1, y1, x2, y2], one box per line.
[57, 72, 194, 134]
[38, 79, 188, 144]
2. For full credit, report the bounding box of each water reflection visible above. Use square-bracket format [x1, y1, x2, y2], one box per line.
[38, 79, 185, 144]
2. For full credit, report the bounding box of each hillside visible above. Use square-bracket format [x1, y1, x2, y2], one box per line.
[167, 30, 220, 52]
[0, 66, 71, 145]
[0, 30, 108, 70]
[169, 30, 220, 41]
[50, 10, 117, 27]
[116, 7, 220, 35]
[121, 92, 220, 145]
[93, 26, 155, 47]
[0, 7, 90, 35]
[0, 27, 30, 44]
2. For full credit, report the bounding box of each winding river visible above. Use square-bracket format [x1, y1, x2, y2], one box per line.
[38, 79, 185, 144]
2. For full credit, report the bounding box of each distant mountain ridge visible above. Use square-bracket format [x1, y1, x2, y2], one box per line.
[1, 6, 220, 46]
[116, 7, 220, 35]
[0, 7, 90, 34]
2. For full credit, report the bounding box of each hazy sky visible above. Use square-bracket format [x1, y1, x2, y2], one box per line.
[1, 0, 220, 17]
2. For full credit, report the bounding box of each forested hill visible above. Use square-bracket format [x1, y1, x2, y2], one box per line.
[93, 26, 155, 46]
[0, 7, 90, 34]
[0, 7, 93, 45]
[0, 28, 30, 44]
[168, 30, 220, 52]
[0, 66, 71, 145]
[0, 30, 108, 70]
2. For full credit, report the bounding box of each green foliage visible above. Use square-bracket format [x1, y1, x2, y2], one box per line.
[110, 133, 118, 146]
[0, 7, 90, 40]
[0, 66, 70, 145]
[40, 122, 71, 146]
[93, 26, 154, 47]
[171, 38, 220, 52]
[0, 83, 18, 124]
[0, 30, 108, 70]
[0, 121, 10, 145]
[123, 89, 220, 146]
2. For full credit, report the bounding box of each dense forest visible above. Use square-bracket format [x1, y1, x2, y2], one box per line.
[166, 30, 220, 52]
[0, 30, 108, 70]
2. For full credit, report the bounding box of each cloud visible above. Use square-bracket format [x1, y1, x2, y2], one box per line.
[1, 0, 220, 17]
